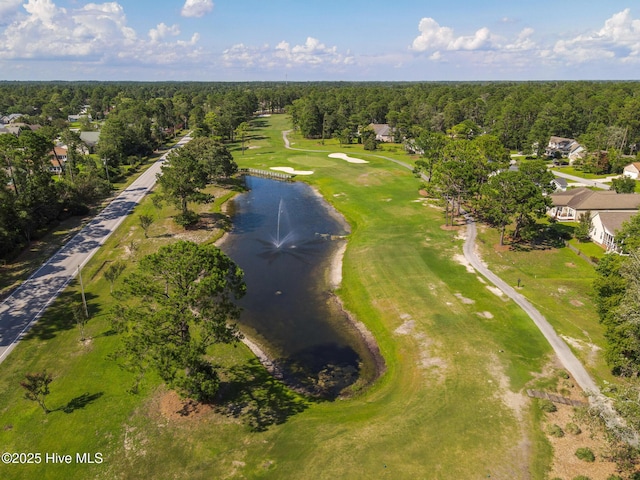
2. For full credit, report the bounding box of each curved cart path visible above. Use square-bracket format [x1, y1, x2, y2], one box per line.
[462, 215, 600, 394]
[281, 130, 635, 442]
[0, 134, 192, 364]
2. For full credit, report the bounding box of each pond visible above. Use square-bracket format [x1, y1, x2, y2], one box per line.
[220, 176, 379, 398]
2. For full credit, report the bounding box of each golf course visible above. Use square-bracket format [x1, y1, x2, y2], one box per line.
[0, 114, 613, 479]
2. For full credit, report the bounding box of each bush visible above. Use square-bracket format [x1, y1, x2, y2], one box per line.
[175, 210, 199, 228]
[606, 475, 623, 480]
[548, 424, 565, 437]
[565, 422, 582, 435]
[575, 447, 595, 462]
[572, 476, 591, 480]
[539, 399, 557, 413]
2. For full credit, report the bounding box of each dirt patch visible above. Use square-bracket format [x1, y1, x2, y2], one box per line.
[545, 403, 617, 480]
[158, 390, 213, 421]
[440, 225, 461, 231]
[453, 253, 475, 273]
[476, 311, 494, 319]
[394, 317, 416, 335]
[494, 243, 511, 252]
[454, 292, 475, 304]
[570, 299, 584, 307]
[560, 335, 602, 367]
[565, 262, 577, 268]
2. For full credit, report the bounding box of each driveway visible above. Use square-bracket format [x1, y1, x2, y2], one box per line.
[0, 134, 192, 364]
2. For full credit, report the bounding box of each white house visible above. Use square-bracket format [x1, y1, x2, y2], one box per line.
[546, 136, 584, 163]
[590, 211, 636, 252]
[623, 162, 640, 180]
[48, 146, 68, 174]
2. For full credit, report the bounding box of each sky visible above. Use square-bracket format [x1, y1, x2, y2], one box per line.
[1, 0, 640, 81]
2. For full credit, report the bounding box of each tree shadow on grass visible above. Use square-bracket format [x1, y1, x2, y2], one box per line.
[56, 391, 104, 414]
[24, 290, 100, 341]
[215, 358, 313, 432]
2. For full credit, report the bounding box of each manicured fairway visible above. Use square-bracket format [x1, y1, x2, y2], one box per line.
[0, 115, 568, 479]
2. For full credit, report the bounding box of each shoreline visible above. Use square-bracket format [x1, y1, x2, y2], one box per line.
[217, 178, 385, 397]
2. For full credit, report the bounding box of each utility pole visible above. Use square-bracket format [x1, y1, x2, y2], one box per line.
[102, 157, 110, 186]
[77, 265, 89, 318]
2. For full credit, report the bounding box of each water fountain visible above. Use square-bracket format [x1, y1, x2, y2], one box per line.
[221, 176, 377, 398]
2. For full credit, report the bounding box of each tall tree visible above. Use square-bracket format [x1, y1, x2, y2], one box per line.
[157, 142, 212, 226]
[479, 170, 543, 245]
[414, 130, 448, 182]
[113, 241, 246, 400]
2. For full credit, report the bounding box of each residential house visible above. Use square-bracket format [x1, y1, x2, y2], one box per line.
[623, 162, 640, 180]
[548, 187, 640, 221]
[589, 211, 636, 252]
[551, 177, 568, 192]
[0, 113, 25, 124]
[368, 123, 394, 143]
[79, 131, 100, 153]
[546, 136, 584, 163]
[49, 147, 68, 174]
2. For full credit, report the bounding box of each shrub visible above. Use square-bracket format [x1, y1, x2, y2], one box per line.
[572, 476, 591, 480]
[575, 447, 595, 462]
[548, 424, 565, 437]
[606, 475, 623, 480]
[175, 210, 199, 228]
[539, 399, 557, 413]
[565, 422, 582, 435]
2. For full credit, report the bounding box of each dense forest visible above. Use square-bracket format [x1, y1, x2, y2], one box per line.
[2, 80, 640, 256]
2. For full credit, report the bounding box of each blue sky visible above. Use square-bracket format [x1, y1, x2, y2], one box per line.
[1, 0, 639, 81]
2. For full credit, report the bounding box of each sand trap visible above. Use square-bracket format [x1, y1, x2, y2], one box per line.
[328, 153, 369, 164]
[270, 166, 314, 175]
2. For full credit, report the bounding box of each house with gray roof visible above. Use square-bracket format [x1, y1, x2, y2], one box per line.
[368, 123, 394, 142]
[79, 131, 100, 153]
[590, 211, 636, 252]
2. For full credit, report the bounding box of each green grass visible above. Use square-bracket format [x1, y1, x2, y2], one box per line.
[475, 225, 614, 384]
[551, 166, 613, 179]
[0, 115, 565, 479]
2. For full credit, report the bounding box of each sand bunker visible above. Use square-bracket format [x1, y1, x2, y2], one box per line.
[328, 153, 369, 164]
[270, 166, 314, 175]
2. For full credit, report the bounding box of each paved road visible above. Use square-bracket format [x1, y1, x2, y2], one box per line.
[0, 134, 192, 364]
[551, 170, 612, 190]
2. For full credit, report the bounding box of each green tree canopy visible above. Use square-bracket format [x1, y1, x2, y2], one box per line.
[113, 241, 246, 400]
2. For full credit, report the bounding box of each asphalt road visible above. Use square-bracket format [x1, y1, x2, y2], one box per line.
[0, 134, 192, 364]
[551, 169, 612, 190]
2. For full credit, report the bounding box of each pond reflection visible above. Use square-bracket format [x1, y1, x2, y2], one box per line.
[221, 176, 375, 398]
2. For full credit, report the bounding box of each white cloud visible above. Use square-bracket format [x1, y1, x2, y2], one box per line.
[149, 23, 180, 43]
[181, 0, 213, 18]
[0, 0, 203, 66]
[223, 37, 354, 69]
[411, 17, 499, 54]
[552, 9, 640, 64]
[0, 0, 23, 25]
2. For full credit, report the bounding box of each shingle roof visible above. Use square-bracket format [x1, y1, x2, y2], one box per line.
[596, 211, 637, 234]
[551, 187, 640, 210]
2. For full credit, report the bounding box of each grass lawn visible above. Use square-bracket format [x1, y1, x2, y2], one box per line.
[551, 166, 613, 179]
[2, 115, 608, 479]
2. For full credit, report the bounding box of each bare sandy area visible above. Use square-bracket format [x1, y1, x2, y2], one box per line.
[270, 166, 314, 175]
[328, 153, 369, 164]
